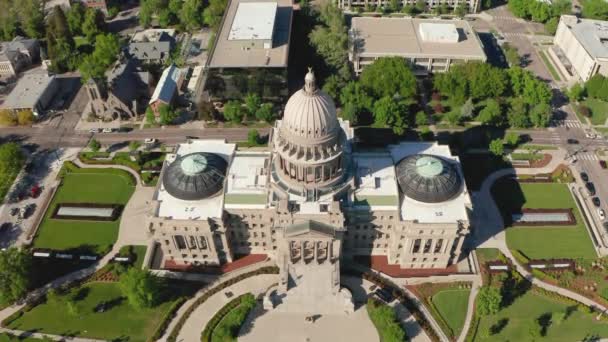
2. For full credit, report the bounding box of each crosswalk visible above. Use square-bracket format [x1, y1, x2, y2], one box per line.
[503, 32, 528, 38]
[551, 119, 582, 128]
[577, 153, 599, 161]
[492, 15, 519, 21]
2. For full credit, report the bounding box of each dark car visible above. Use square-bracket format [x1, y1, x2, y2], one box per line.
[592, 197, 601, 207]
[586, 182, 596, 196]
[0, 222, 11, 233]
[580, 172, 589, 182]
[9, 207, 18, 216]
[600, 160, 607, 169]
[567, 139, 579, 144]
[374, 288, 394, 303]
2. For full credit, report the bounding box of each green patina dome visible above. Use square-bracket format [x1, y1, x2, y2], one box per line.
[163, 152, 228, 201]
[395, 154, 462, 203]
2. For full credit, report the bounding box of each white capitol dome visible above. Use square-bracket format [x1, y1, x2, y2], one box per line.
[280, 70, 339, 144]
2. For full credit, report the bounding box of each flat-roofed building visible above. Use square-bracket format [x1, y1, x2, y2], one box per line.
[337, 0, 481, 13]
[349, 17, 486, 75]
[553, 15, 608, 82]
[2, 73, 56, 115]
[204, 0, 293, 102]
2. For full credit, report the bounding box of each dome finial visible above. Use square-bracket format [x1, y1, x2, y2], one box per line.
[304, 67, 316, 94]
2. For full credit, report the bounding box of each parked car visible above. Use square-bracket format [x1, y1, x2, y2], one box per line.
[600, 160, 607, 169]
[144, 138, 157, 145]
[586, 182, 596, 196]
[567, 138, 579, 144]
[102, 128, 114, 133]
[580, 172, 589, 182]
[88, 128, 99, 133]
[9, 207, 18, 216]
[0, 222, 11, 233]
[598, 208, 606, 220]
[592, 197, 601, 207]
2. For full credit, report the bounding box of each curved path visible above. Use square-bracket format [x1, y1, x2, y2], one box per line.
[73, 157, 143, 185]
[471, 154, 607, 315]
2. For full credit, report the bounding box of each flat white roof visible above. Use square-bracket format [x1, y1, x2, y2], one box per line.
[156, 140, 236, 220]
[352, 153, 399, 211]
[229, 2, 277, 41]
[561, 15, 608, 59]
[389, 142, 471, 224]
[225, 152, 269, 209]
[2, 73, 55, 110]
[419, 23, 459, 43]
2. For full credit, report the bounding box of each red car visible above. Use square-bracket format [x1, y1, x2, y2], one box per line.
[30, 185, 41, 198]
[600, 160, 607, 169]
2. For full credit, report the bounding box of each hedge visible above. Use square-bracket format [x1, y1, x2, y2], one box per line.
[148, 297, 187, 342]
[166, 266, 279, 342]
[201, 293, 255, 342]
[57, 161, 137, 186]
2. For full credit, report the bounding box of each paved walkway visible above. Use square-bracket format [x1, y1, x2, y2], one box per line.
[72, 157, 143, 185]
[0, 328, 105, 342]
[472, 150, 608, 315]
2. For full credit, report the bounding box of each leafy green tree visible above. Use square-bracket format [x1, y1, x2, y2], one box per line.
[415, 111, 428, 127]
[585, 74, 608, 100]
[530, 103, 552, 128]
[0, 142, 24, 200]
[309, 5, 349, 71]
[505, 132, 520, 146]
[0, 110, 17, 127]
[146, 108, 156, 124]
[402, 5, 415, 15]
[17, 110, 35, 126]
[203, 0, 228, 30]
[21, 0, 45, 38]
[389, 0, 400, 12]
[341, 103, 359, 125]
[223, 101, 244, 123]
[0, 247, 32, 305]
[119, 268, 162, 310]
[244, 93, 261, 118]
[340, 81, 373, 113]
[460, 98, 474, 120]
[322, 75, 342, 101]
[255, 103, 274, 122]
[508, 0, 529, 18]
[247, 129, 260, 145]
[139, 0, 154, 27]
[434, 68, 469, 105]
[180, 0, 204, 31]
[477, 286, 502, 315]
[159, 104, 178, 125]
[544, 17, 559, 35]
[88, 138, 101, 152]
[454, 3, 467, 17]
[582, 0, 608, 20]
[46, 6, 76, 72]
[507, 98, 530, 128]
[445, 111, 463, 126]
[477, 99, 503, 126]
[415, 0, 426, 12]
[567, 83, 585, 103]
[372, 97, 408, 135]
[67, 2, 86, 35]
[0, 6, 18, 41]
[360, 57, 417, 100]
[79, 34, 120, 82]
[82, 9, 105, 43]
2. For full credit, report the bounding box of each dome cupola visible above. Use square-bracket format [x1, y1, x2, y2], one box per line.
[395, 154, 462, 203]
[163, 152, 228, 201]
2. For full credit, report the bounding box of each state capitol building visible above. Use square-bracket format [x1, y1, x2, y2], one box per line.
[146, 70, 471, 294]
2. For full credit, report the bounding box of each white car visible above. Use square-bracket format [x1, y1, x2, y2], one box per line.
[102, 128, 114, 133]
[88, 128, 99, 133]
[144, 138, 157, 144]
[598, 209, 606, 220]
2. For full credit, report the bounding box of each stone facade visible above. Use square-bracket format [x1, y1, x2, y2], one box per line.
[337, 0, 481, 13]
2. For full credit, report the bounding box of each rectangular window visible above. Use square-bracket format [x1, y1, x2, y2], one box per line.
[423, 239, 432, 253]
[412, 239, 421, 253]
[434, 239, 443, 253]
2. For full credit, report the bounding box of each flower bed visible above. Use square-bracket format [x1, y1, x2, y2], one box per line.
[201, 293, 256, 342]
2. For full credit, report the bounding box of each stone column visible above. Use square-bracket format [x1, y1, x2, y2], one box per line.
[430, 239, 438, 254]
[314, 240, 318, 263]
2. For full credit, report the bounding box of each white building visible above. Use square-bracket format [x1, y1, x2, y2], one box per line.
[337, 0, 481, 13]
[2, 73, 56, 115]
[147, 69, 472, 308]
[350, 17, 486, 75]
[553, 15, 608, 82]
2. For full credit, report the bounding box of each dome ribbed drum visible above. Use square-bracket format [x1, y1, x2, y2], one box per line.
[163, 152, 228, 200]
[395, 154, 462, 203]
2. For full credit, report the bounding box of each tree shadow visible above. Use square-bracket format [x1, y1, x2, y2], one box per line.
[537, 312, 552, 336]
[490, 317, 509, 335]
[71, 287, 90, 302]
[500, 273, 531, 308]
[565, 305, 578, 319]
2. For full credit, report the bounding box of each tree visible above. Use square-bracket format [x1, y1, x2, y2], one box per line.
[17, 110, 35, 126]
[82, 9, 106, 43]
[128, 141, 141, 153]
[545, 17, 559, 35]
[180, 0, 204, 31]
[0, 7, 18, 41]
[309, 5, 349, 71]
[567, 83, 585, 103]
[202, 0, 228, 30]
[415, 111, 428, 127]
[389, 0, 400, 12]
[460, 98, 474, 120]
[360, 57, 417, 100]
[372, 97, 408, 135]
[505, 132, 520, 146]
[255, 103, 274, 122]
[79, 33, 120, 82]
[445, 111, 463, 126]
[585, 74, 608, 100]
[244, 93, 261, 118]
[21, 0, 45, 38]
[477, 99, 503, 126]
[322, 75, 342, 101]
[146, 108, 156, 124]
[454, 3, 467, 17]
[0, 110, 17, 126]
[67, 2, 86, 35]
[223, 101, 244, 123]
[503, 43, 521, 67]
[415, 0, 426, 13]
[477, 286, 502, 315]
[139, 0, 154, 27]
[0, 247, 32, 305]
[46, 6, 76, 72]
[247, 129, 260, 145]
[341, 103, 358, 125]
[582, 0, 608, 20]
[507, 98, 531, 128]
[119, 268, 162, 310]
[89, 138, 101, 152]
[159, 104, 178, 125]
[530, 103, 552, 128]
[340, 82, 373, 113]
[0, 143, 24, 200]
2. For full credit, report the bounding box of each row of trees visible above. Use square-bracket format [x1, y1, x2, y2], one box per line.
[140, 0, 221, 32]
[581, 0, 608, 20]
[508, 0, 571, 34]
[0, 0, 45, 41]
[222, 94, 275, 123]
[0, 143, 24, 204]
[0, 109, 34, 127]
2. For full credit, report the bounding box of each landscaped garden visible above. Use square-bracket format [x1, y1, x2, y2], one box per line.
[78, 151, 165, 186]
[201, 293, 257, 342]
[366, 298, 407, 342]
[32, 162, 135, 255]
[468, 248, 608, 341]
[408, 282, 470, 339]
[491, 177, 596, 260]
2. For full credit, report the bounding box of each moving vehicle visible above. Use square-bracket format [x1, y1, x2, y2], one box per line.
[144, 138, 157, 145]
[586, 182, 596, 196]
[598, 208, 606, 220]
[600, 160, 607, 169]
[567, 139, 579, 144]
[88, 128, 99, 133]
[580, 172, 589, 182]
[592, 197, 601, 207]
[102, 128, 114, 133]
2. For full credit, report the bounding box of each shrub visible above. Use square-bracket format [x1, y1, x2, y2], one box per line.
[366, 298, 406, 342]
[578, 105, 591, 118]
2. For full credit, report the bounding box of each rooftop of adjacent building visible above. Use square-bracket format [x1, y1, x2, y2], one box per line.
[350, 17, 486, 59]
[1, 72, 54, 110]
[225, 152, 270, 209]
[558, 15, 608, 59]
[131, 28, 177, 43]
[150, 64, 182, 104]
[208, 0, 292, 68]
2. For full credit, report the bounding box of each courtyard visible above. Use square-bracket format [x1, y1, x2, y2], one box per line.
[491, 178, 596, 260]
[32, 163, 136, 255]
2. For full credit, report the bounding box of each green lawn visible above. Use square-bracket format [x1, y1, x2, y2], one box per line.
[118, 245, 147, 269]
[33, 170, 135, 254]
[432, 289, 470, 337]
[492, 180, 596, 260]
[474, 291, 608, 341]
[538, 50, 561, 81]
[0, 334, 43, 342]
[510, 153, 543, 161]
[584, 98, 608, 126]
[7, 282, 192, 342]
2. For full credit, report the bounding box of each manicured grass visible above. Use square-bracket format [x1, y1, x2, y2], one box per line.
[538, 50, 561, 81]
[510, 153, 543, 161]
[0, 334, 42, 341]
[474, 291, 608, 341]
[492, 179, 596, 260]
[432, 289, 470, 337]
[366, 299, 406, 342]
[211, 295, 256, 342]
[583, 98, 608, 126]
[7, 282, 195, 342]
[118, 245, 147, 269]
[476, 248, 500, 263]
[33, 169, 135, 254]
[519, 144, 559, 151]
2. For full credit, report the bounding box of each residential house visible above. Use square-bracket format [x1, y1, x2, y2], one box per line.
[0, 37, 40, 78]
[149, 64, 183, 116]
[127, 29, 176, 64]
